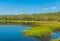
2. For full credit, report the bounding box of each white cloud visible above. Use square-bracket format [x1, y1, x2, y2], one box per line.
[51, 7, 57, 10]
[43, 8, 48, 10]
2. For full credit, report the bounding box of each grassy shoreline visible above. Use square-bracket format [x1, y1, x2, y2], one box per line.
[0, 20, 60, 26]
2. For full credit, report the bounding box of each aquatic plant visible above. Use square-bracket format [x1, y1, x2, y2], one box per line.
[51, 38, 60, 41]
[23, 23, 60, 41]
[23, 27, 53, 41]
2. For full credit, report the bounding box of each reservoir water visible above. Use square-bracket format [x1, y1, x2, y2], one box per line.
[0, 25, 60, 41]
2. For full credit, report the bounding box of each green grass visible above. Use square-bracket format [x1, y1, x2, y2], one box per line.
[51, 38, 60, 41]
[23, 21, 60, 41]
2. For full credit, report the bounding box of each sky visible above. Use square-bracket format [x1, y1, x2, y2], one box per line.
[0, 0, 60, 15]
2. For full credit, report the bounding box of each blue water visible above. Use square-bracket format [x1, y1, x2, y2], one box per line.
[0, 25, 60, 41]
[0, 25, 38, 41]
[52, 32, 60, 39]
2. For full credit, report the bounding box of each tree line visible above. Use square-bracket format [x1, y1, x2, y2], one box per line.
[0, 12, 60, 21]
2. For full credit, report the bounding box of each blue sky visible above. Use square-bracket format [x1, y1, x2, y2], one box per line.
[0, 0, 60, 15]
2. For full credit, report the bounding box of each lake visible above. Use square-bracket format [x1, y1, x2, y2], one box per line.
[0, 25, 38, 41]
[0, 25, 60, 41]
